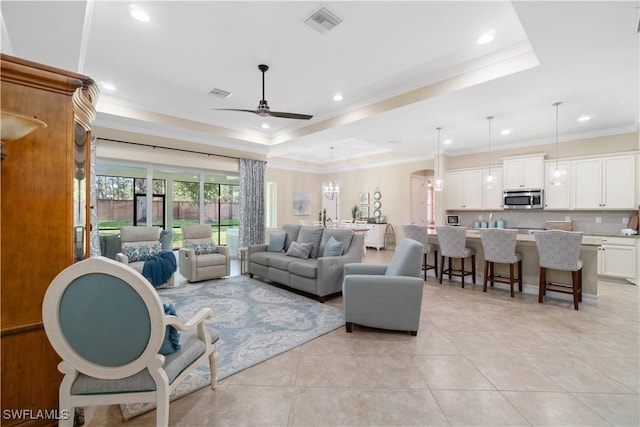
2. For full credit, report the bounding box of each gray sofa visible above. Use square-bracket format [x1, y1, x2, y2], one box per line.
[248, 224, 364, 300]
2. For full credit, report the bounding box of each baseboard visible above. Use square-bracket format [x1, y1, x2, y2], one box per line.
[480, 280, 598, 305]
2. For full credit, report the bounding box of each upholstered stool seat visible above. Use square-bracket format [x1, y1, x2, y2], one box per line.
[532, 230, 583, 310]
[436, 226, 476, 288]
[402, 224, 438, 280]
[479, 229, 522, 297]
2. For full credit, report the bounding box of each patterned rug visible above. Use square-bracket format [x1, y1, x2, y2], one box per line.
[120, 275, 344, 420]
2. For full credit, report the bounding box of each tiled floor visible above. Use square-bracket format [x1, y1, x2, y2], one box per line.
[85, 250, 639, 426]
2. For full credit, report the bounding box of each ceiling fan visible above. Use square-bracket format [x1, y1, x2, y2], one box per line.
[213, 64, 313, 120]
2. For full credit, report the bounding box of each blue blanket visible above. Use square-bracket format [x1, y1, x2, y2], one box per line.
[142, 251, 177, 288]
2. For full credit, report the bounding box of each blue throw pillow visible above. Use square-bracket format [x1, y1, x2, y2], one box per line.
[323, 236, 344, 257]
[267, 232, 286, 252]
[160, 304, 180, 355]
[123, 243, 162, 262]
[185, 242, 217, 255]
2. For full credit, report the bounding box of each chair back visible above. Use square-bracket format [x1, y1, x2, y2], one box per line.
[43, 257, 166, 380]
[120, 226, 161, 246]
[479, 228, 518, 263]
[436, 226, 468, 258]
[385, 238, 424, 277]
[182, 224, 213, 243]
[402, 224, 431, 251]
[532, 230, 583, 271]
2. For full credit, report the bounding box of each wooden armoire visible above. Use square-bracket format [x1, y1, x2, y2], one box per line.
[1, 54, 97, 426]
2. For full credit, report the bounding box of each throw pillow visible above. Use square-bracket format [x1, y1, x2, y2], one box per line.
[286, 241, 313, 259]
[123, 243, 161, 263]
[323, 236, 344, 257]
[267, 232, 287, 252]
[298, 226, 324, 258]
[160, 304, 180, 355]
[185, 242, 217, 255]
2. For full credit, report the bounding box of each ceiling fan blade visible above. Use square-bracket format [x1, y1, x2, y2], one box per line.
[211, 108, 261, 115]
[268, 111, 313, 120]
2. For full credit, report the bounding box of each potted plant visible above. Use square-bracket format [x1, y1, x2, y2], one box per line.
[351, 205, 359, 222]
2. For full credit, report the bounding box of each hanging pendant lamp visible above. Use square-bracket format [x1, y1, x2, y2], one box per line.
[550, 101, 566, 186]
[433, 127, 444, 192]
[485, 116, 496, 189]
[323, 146, 340, 200]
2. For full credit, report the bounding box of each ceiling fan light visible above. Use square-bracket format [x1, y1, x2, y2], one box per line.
[130, 6, 150, 22]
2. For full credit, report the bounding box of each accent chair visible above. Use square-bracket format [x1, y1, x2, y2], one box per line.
[179, 224, 230, 282]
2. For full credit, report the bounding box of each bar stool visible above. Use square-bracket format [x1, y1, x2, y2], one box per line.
[479, 229, 522, 297]
[402, 224, 438, 280]
[436, 226, 476, 288]
[531, 230, 583, 310]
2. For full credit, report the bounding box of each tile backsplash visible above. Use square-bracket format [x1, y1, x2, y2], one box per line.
[449, 210, 636, 235]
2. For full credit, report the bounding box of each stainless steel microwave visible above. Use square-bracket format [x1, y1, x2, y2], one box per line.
[503, 189, 544, 209]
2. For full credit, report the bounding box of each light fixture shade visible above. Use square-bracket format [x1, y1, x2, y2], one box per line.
[433, 177, 444, 192]
[323, 146, 340, 200]
[550, 101, 564, 186]
[433, 127, 444, 191]
[485, 116, 495, 189]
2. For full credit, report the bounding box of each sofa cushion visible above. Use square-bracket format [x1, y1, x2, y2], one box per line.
[249, 251, 270, 267]
[323, 236, 344, 257]
[319, 229, 354, 255]
[185, 242, 217, 255]
[282, 224, 301, 251]
[298, 226, 324, 258]
[267, 253, 296, 270]
[122, 242, 162, 262]
[267, 232, 286, 252]
[286, 241, 313, 259]
[288, 259, 318, 279]
[195, 252, 228, 268]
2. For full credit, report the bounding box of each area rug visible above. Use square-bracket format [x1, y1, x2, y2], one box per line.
[120, 275, 344, 420]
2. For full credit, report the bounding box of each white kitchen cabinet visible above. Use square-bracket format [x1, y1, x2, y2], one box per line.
[544, 161, 571, 209]
[445, 169, 483, 210]
[573, 155, 636, 209]
[597, 236, 637, 280]
[483, 168, 503, 210]
[503, 155, 544, 190]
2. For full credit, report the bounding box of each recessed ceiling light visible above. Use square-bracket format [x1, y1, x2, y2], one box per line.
[100, 81, 116, 91]
[261, 122, 270, 129]
[130, 5, 150, 22]
[443, 139, 452, 145]
[577, 115, 592, 122]
[477, 30, 495, 45]
[388, 140, 401, 145]
[333, 93, 343, 101]
[500, 129, 512, 135]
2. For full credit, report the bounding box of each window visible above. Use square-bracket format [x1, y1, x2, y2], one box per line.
[96, 175, 135, 235]
[265, 181, 277, 229]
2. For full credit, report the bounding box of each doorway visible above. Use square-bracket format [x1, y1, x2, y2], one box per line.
[410, 171, 434, 226]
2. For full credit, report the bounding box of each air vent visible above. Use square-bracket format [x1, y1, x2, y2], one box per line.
[208, 88, 232, 99]
[304, 7, 342, 34]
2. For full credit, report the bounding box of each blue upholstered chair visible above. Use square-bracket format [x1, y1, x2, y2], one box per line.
[42, 257, 219, 427]
[402, 224, 438, 280]
[342, 239, 424, 335]
[532, 230, 583, 310]
[479, 228, 522, 297]
[436, 226, 476, 287]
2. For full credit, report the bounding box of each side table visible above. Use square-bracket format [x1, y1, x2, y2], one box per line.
[239, 247, 248, 275]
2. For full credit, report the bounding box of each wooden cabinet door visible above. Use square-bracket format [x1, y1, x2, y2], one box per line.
[503, 159, 523, 190]
[522, 157, 543, 189]
[573, 158, 602, 208]
[444, 171, 464, 210]
[602, 156, 635, 209]
[462, 169, 483, 209]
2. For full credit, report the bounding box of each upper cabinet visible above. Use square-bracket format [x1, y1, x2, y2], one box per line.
[573, 155, 637, 209]
[544, 161, 571, 209]
[445, 169, 483, 210]
[483, 168, 503, 210]
[503, 155, 544, 190]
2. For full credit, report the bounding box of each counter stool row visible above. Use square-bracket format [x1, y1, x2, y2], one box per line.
[402, 225, 584, 310]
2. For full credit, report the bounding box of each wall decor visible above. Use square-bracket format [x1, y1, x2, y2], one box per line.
[359, 192, 369, 205]
[360, 206, 369, 219]
[293, 192, 311, 215]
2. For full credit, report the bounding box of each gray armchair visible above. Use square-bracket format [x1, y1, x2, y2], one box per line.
[179, 225, 230, 282]
[342, 238, 424, 335]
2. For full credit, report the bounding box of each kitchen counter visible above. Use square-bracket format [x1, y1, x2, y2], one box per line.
[428, 229, 601, 305]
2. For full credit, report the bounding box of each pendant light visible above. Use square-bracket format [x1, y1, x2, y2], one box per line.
[433, 127, 444, 192]
[485, 116, 496, 189]
[550, 101, 566, 186]
[323, 146, 340, 200]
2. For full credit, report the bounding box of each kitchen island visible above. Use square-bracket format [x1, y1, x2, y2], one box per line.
[429, 229, 602, 305]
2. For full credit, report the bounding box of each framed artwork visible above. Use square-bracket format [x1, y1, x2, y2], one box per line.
[293, 192, 311, 216]
[359, 206, 369, 219]
[359, 192, 369, 205]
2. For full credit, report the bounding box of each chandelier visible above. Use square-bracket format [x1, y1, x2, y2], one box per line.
[485, 115, 496, 189]
[432, 127, 444, 191]
[323, 146, 340, 200]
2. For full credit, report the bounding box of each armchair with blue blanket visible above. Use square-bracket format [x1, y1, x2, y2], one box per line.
[342, 238, 425, 336]
[116, 226, 176, 288]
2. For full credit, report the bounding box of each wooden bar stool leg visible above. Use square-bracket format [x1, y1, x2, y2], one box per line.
[579, 268, 582, 302]
[434, 250, 438, 278]
[448, 258, 452, 280]
[572, 270, 580, 310]
[483, 260, 489, 292]
[509, 263, 515, 298]
[517, 260, 523, 292]
[460, 258, 465, 288]
[439, 255, 445, 284]
[538, 267, 546, 303]
[423, 253, 427, 281]
[489, 261, 494, 287]
[471, 255, 476, 284]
